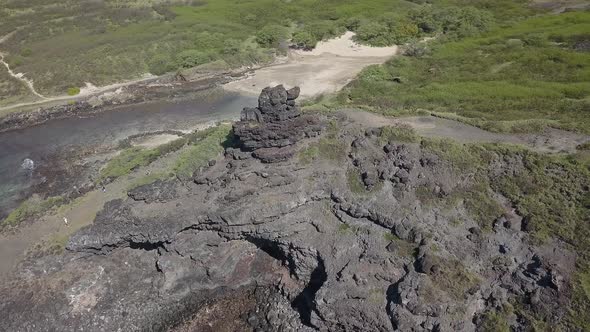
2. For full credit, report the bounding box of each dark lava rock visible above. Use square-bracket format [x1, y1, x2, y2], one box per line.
[128, 179, 178, 204]
[232, 85, 322, 163]
[253, 146, 297, 163]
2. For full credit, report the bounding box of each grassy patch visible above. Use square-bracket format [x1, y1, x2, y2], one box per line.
[173, 124, 232, 180]
[66, 87, 80, 96]
[99, 147, 161, 182]
[299, 121, 346, 165]
[1, 195, 66, 229]
[424, 254, 481, 301]
[0, 0, 419, 97]
[383, 232, 397, 242]
[421, 138, 483, 171]
[462, 183, 505, 231]
[318, 137, 346, 162]
[384, 232, 416, 257]
[346, 169, 368, 194]
[338, 223, 351, 234]
[100, 135, 189, 182]
[298, 144, 320, 165]
[479, 304, 513, 332]
[379, 124, 420, 144]
[342, 11, 590, 133]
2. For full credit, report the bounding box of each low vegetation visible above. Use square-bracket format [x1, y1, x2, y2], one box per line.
[66, 87, 80, 96]
[100, 125, 233, 183]
[99, 147, 163, 182]
[298, 120, 346, 165]
[0, 66, 37, 108]
[479, 304, 513, 332]
[0, 0, 537, 102]
[421, 138, 483, 171]
[1, 195, 65, 229]
[298, 144, 320, 165]
[173, 124, 232, 180]
[378, 124, 420, 144]
[0, 0, 420, 98]
[346, 169, 368, 195]
[420, 134, 590, 328]
[342, 11, 590, 133]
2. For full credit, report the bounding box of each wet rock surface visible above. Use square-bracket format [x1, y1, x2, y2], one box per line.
[0, 89, 583, 331]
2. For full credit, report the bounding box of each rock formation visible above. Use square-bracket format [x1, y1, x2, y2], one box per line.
[231, 85, 322, 163]
[0, 91, 584, 332]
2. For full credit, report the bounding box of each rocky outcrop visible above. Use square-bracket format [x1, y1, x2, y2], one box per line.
[0, 101, 583, 332]
[233, 85, 322, 163]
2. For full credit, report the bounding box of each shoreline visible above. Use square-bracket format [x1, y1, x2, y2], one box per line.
[0, 31, 400, 133]
[0, 73, 235, 133]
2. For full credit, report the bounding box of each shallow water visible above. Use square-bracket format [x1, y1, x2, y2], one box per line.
[0, 91, 256, 218]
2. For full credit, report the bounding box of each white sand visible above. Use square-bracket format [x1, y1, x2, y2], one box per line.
[295, 31, 398, 58]
[224, 31, 399, 98]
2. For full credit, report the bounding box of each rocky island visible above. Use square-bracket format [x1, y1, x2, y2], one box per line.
[0, 86, 585, 332]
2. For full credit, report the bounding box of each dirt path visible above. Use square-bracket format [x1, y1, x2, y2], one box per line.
[0, 74, 157, 113]
[343, 109, 590, 153]
[0, 53, 46, 100]
[0, 29, 158, 113]
[224, 31, 398, 98]
[0, 30, 46, 100]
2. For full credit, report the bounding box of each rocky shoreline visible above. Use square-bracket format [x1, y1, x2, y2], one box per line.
[0, 69, 250, 133]
[1, 86, 584, 331]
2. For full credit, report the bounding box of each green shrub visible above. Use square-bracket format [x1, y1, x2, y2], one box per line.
[421, 138, 482, 171]
[222, 39, 241, 55]
[343, 11, 590, 133]
[21, 48, 32, 57]
[403, 41, 429, 57]
[67, 87, 80, 96]
[255, 24, 289, 48]
[305, 21, 346, 41]
[408, 5, 493, 36]
[355, 22, 392, 46]
[176, 49, 211, 68]
[344, 16, 365, 31]
[148, 54, 174, 75]
[391, 20, 420, 44]
[292, 30, 317, 50]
